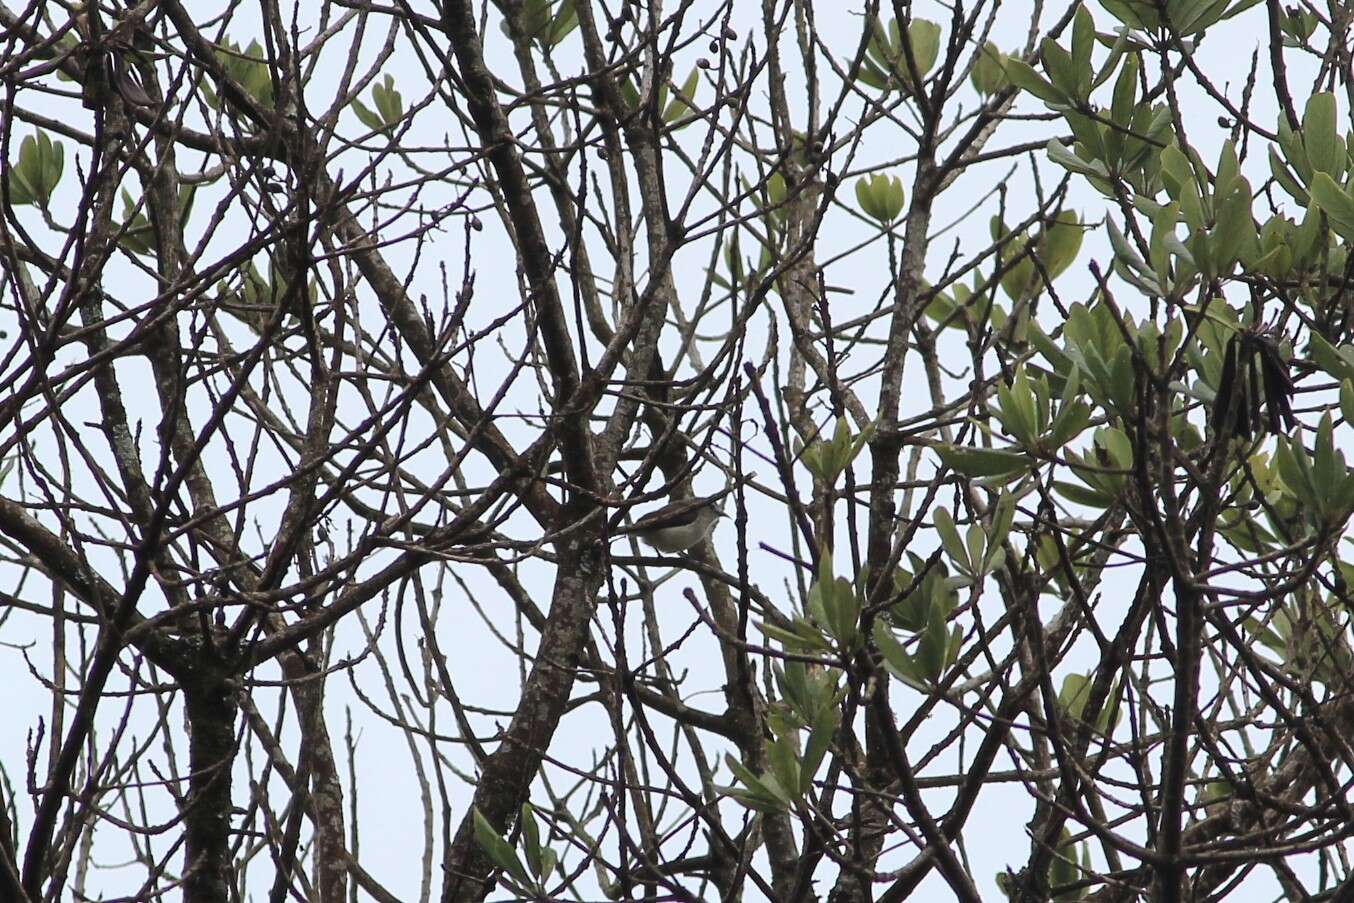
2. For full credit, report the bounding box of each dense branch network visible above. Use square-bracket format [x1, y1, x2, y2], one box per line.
[1, 0, 1354, 902]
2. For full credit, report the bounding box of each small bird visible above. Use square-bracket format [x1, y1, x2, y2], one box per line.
[625, 496, 725, 553]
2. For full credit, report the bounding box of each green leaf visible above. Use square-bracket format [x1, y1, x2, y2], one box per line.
[1042, 212, 1084, 278]
[1310, 172, 1354, 240]
[1106, 343, 1136, 413]
[1251, 242, 1293, 278]
[822, 576, 862, 647]
[539, 848, 558, 882]
[1294, 202, 1324, 265]
[988, 492, 1016, 556]
[374, 74, 404, 124]
[889, 567, 930, 633]
[1003, 58, 1067, 104]
[1057, 672, 1092, 719]
[860, 17, 941, 93]
[1275, 436, 1318, 512]
[999, 236, 1037, 303]
[1099, 424, 1134, 467]
[1054, 479, 1116, 508]
[997, 367, 1041, 445]
[1308, 332, 1354, 383]
[1046, 139, 1111, 179]
[1278, 114, 1313, 181]
[618, 76, 642, 111]
[724, 754, 790, 812]
[542, 0, 579, 45]
[1303, 92, 1343, 177]
[504, 0, 577, 45]
[9, 131, 64, 207]
[1099, 0, 1156, 29]
[902, 19, 942, 87]
[1312, 414, 1341, 498]
[1099, 0, 1259, 35]
[1106, 218, 1150, 277]
[662, 68, 700, 125]
[1244, 614, 1289, 656]
[1110, 53, 1138, 127]
[761, 619, 833, 653]
[854, 57, 890, 90]
[210, 39, 274, 111]
[1192, 0, 1263, 34]
[1050, 399, 1093, 448]
[933, 508, 970, 575]
[1268, 146, 1309, 205]
[968, 520, 996, 576]
[1031, 324, 1075, 377]
[874, 622, 926, 686]
[928, 287, 968, 326]
[473, 808, 532, 887]
[1159, 143, 1203, 224]
[1060, 672, 1121, 732]
[767, 734, 801, 801]
[116, 189, 157, 256]
[808, 552, 860, 648]
[1040, 38, 1079, 100]
[916, 597, 955, 681]
[1281, 7, 1318, 40]
[1071, 6, 1095, 89]
[520, 804, 544, 878]
[1210, 178, 1257, 273]
[352, 74, 405, 134]
[1216, 139, 1241, 198]
[936, 445, 1031, 479]
[855, 173, 906, 223]
[1050, 830, 1085, 899]
[971, 42, 1009, 95]
[801, 706, 836, 795]
[854, 177, 881, 220]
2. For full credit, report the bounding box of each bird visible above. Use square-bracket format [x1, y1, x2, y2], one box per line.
[624, 496, 725, 553]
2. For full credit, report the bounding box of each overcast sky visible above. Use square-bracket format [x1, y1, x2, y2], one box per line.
[0, 0, 1319, 899]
